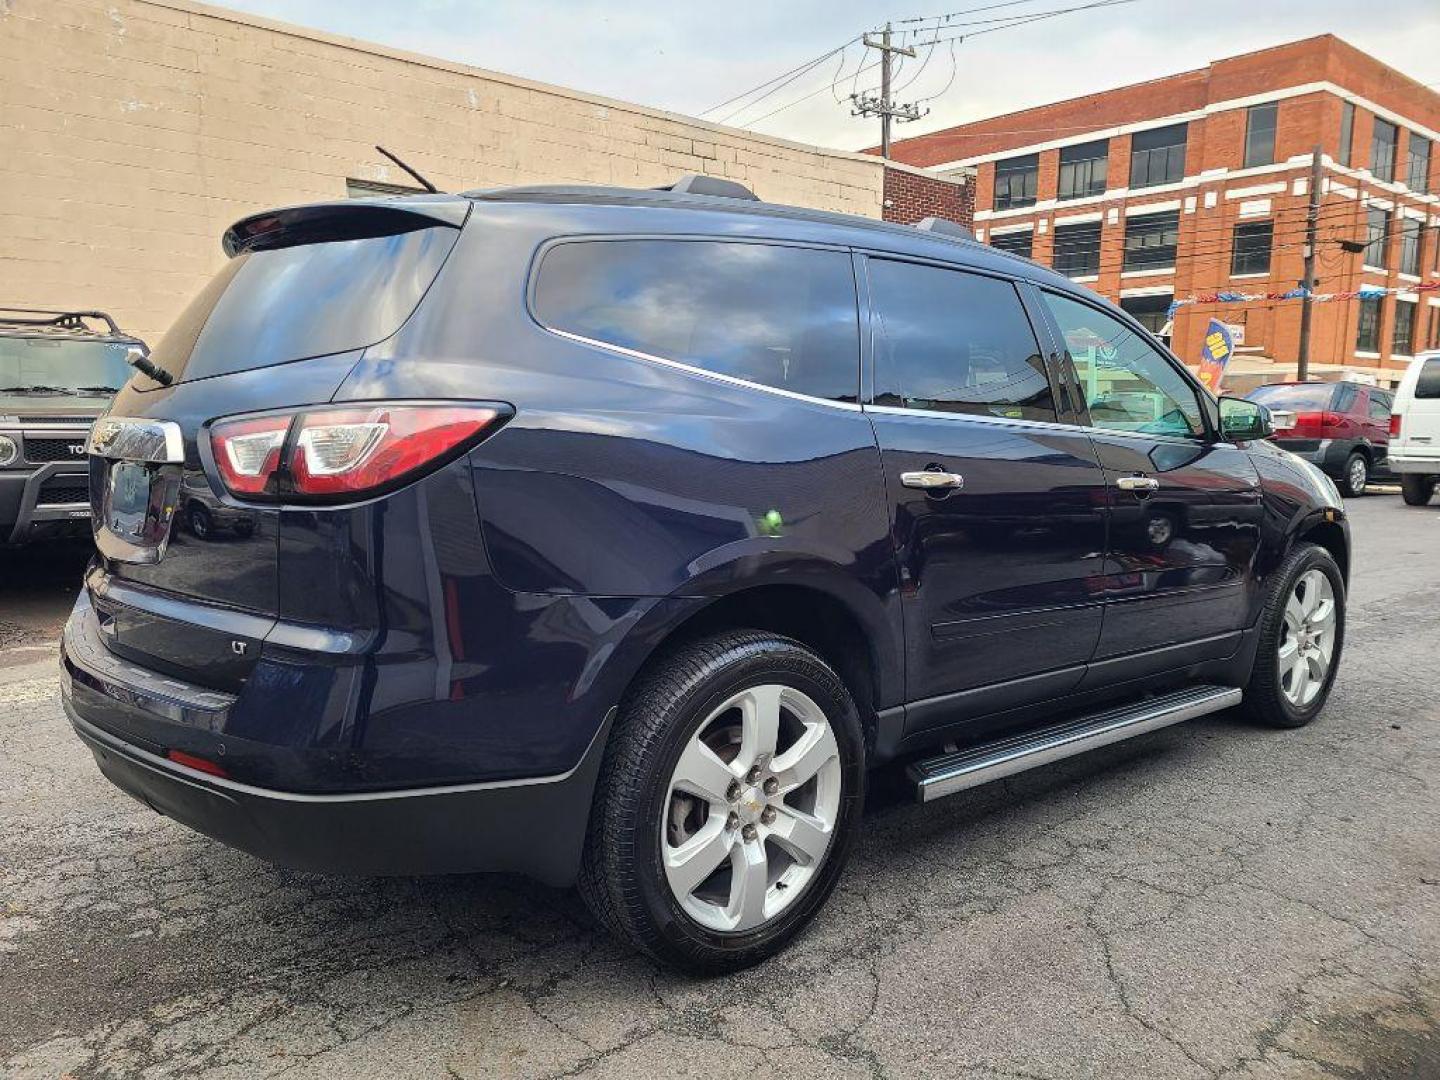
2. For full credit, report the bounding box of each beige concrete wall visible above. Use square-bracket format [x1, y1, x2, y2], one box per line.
[0, 0, 906, 343]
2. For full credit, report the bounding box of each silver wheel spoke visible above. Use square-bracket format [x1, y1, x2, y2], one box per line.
[768, 806, 830, 866]
[728, 839, 769, 930]
[737, 684, 783, 772]
[672, 738, 738, 805]
[664, 818, 732, 898]
[771, 722, 838, 794]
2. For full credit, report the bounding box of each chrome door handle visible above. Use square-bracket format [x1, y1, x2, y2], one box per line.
[901, 470, 964, 490]
[1116, 475, 1160, 492]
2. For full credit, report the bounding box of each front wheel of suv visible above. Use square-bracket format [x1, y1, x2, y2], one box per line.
[1400, 474, 1437, 506]
[579, 631, 866, 973]
[1243, 542, 1345, 729]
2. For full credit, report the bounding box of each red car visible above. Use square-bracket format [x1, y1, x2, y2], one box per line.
[1246, 380, 1394, 496]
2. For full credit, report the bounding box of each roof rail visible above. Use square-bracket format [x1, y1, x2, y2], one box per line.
[914, 216, 974, 241]
[656, 174, 760, 201]
[0, 308, 125, 336]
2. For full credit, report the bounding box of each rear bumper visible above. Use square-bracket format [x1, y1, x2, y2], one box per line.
[66, 705, 610, 884]
[1387, 453, 1440, 476]
[0, 463, 93, 545]
[61, 590, 612, 884]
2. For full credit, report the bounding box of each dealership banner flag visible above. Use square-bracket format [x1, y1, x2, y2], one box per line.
[1197, 319, 1234, 393]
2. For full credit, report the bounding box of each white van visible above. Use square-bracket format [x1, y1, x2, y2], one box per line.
[1390, 350, 1440, 506]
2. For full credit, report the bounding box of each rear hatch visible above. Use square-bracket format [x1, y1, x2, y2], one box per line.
[86, 198, 468, 689]
[1394, 355, 1440, 463]
[1247, 382, 1342, 450]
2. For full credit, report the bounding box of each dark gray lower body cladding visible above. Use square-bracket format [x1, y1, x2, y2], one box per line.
[907, 685, 1243, 802]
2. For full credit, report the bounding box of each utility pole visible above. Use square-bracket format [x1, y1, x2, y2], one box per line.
[1297, 143, 1323, 381]
[851, 24, 924, 158]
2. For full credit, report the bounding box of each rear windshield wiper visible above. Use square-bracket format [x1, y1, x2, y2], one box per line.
[0, 385, 78, 395]
[73, 385, 122, 393]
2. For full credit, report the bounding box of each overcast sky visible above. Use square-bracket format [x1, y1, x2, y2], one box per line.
[220, 0, 1440, 152]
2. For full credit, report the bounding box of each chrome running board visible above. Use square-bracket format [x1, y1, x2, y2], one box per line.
[907, 685, 1243, 803]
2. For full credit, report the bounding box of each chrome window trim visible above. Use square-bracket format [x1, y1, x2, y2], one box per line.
[544, 328, 864, 412]
[85, 416, 184, 463]
[863, 401, 1212, 447]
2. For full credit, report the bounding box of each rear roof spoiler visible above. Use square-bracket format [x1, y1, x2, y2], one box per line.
[222, 197, 471, 257]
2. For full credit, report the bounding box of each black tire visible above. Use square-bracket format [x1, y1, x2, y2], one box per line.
[579, 630, 865, 973]
[1242, 542, 1346, 729]
[1400, 475, 1436, 507]
[187, 502, 212, 540]
[1340, 452, 1368, 497]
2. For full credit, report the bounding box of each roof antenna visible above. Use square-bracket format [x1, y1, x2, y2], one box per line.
[374, 145, 440, 194]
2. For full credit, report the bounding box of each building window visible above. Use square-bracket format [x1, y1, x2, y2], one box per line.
[1129, 124, 1187, 188]
[1371, 118, 1398, 182]
[1119, 294, 1173, 338]
[345, 177, 427, 198]
[994, 154, 1039, 210]
[1394, 298, 1417, 356]
[1243, 102, 1278, 168]
[1356, 296, 1383, 353]
[1363, 207, 1390, 269]
[989, 229, 1034, 259]
[1338, 101, 1355, 167]
[1231, 221, 1273, 276]
[1408, 133, 1431, 194]
[1052, 221, 1102, 277]
[1399, 218, 1423, 277]
[1058, 139, 1108, 200]
[1123, 210, 1180, 272]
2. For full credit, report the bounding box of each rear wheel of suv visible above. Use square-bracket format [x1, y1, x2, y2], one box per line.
[1340, 452, 1368, 497]
[1400, 475, 1437, 506]
[579, 631, 865, 973]
[1243, 542, 1345, 729]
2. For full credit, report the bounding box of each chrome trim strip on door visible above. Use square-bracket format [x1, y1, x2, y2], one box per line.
[86, 416, 184, 463]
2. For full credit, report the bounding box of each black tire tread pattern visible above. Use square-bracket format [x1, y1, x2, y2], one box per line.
[578, 629, 862, 973]
[1242, 542, 1345, 729]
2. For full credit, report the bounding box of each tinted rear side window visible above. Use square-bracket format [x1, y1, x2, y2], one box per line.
[1417, 359, 1440, 400]
[533, 239, 859, 402]
[867, 259, 1055, 422]
[143, 226, 459, 386]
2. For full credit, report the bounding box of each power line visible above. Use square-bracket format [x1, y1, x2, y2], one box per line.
[699, 37, 856, 119]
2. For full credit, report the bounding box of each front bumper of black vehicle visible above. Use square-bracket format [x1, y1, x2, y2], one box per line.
[0, 461, 93, 544]
[61, 594, 611, 886]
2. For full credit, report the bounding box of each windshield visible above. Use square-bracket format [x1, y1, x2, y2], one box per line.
[1247, 383, 1338, 411]
[0, 335, 133, 393]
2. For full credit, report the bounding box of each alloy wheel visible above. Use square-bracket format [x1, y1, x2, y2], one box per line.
[1347, 456, 1367, 495]
[662, 684, 841, 933]
[1278, 569, 1336, 708]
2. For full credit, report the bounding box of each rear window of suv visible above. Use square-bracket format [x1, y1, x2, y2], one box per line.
[139, 225, 459, 387]
[533, 239, 860, 403]
[1247, 383, 1338, 411]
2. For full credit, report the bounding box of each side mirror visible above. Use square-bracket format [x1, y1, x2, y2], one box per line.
[1218, 396, 1273, 442]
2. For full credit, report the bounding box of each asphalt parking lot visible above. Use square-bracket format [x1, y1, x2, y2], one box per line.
[2, 495, 1437, 1080]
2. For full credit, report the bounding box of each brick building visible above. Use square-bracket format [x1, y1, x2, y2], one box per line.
[0, 0, 970, 344]
[886, 35, 1440, 389]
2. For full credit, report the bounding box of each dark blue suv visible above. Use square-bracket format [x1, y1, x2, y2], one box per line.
[62, 178, 1350, 971]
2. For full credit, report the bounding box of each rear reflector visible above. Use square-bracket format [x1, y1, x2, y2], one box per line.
[210, 403, 507, 502]
[166, 749, 229, 778]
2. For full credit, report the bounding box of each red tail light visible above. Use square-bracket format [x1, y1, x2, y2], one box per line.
[167, 749, 229, 778]
[210, 403, 508, 502]
[1391, 413, 1402, 437]
[1288, 411, 1326, 438]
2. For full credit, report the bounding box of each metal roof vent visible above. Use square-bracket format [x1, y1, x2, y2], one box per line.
[914, 216, 974, 240]
[658, 175, 760, 201]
